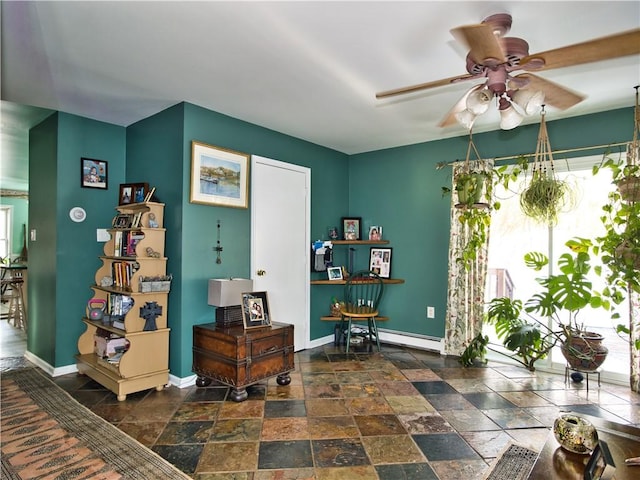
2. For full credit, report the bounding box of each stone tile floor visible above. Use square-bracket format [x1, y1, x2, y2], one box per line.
[2, 323, 639, 480]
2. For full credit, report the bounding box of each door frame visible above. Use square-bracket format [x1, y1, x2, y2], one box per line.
[250, 155, 311, 350]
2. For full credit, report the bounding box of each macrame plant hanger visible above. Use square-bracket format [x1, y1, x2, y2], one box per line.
[531, 105, 556, 180]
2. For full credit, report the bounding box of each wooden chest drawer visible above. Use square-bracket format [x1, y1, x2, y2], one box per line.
[192, 322, 294, 401]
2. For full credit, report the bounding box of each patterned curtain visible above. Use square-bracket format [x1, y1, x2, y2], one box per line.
[630, 290, 639, 392]
[444, 159, 494, 355]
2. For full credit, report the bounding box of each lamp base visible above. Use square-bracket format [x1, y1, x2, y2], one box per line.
[215, 305, 243, 329]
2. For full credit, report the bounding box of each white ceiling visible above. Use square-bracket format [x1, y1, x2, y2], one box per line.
[2, 1, 639, 189]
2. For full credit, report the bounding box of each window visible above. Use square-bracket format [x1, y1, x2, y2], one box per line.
[485, 155, 630, 380]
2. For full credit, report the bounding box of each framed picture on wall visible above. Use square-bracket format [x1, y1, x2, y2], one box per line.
[342, 217, 361, 240]
[190, 141, 250, 208]
[241, 291, 272, 329]
[81, 158, 108, 189]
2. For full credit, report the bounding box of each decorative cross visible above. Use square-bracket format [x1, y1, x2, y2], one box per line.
[140, 301, 162, 331]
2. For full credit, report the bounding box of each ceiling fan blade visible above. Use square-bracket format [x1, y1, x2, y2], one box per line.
[438, 84, 486, 127]
[512, 73, 585, 110]
[376, 73, 476, 99]
[521, 28, 640, 71]
[451, 23, 506, 65]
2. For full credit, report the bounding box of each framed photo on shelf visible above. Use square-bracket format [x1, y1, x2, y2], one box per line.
[112, 214, 133, 229]
[119, 184, 134, 205]
[132, 183, 149, 203]
[368, 226, 382, 241]
[81, 158, 108, 189]
[190, 141, 250, 208]
[342, 217, 361, 240]
[241, 291, 272, 329]
[369, 247, 392, 278]
[327, 266, 343, 281]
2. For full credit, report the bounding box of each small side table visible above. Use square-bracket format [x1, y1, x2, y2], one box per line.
[564, 365, 601, 392]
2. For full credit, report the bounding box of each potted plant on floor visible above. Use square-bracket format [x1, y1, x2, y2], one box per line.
[461, 238, 612, 371]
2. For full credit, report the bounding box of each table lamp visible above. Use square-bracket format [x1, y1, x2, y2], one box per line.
[208, 278, 253, 329]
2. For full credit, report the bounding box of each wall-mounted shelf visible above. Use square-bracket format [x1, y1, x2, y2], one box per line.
[320, 316, 389, 321]
[311, 278, 404, 285]
[329, 240, 390, 245]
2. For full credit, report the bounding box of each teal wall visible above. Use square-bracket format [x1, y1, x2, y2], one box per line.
[348, 108, 633, 338]
[28, 112, 126, 366]
[127, 102, 349, 377]
[25, 101, 633, 376]
[0, 196, 28, 258]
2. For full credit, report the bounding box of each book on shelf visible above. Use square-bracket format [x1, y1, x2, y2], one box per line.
[113, 231, 123, 257]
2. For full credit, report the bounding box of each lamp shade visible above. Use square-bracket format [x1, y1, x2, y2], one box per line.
[455, 109, 477, 130]
[499, 98, 523, 130]
[512, 89, 545, 115]
[208, 278, 253, 307]
[466, 89, 492, 115]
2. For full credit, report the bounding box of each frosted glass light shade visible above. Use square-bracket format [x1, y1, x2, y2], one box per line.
[208, 278, 253, 306]
[466, 89, 492, 115]
[512, 89, 545, 115]
[455, 109, 477, 130]
[499, 98, 523, 130]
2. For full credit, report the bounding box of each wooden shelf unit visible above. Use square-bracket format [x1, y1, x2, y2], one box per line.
[76, 201, 170, 401]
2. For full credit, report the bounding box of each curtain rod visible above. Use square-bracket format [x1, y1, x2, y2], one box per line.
[491, 141, 629, 164]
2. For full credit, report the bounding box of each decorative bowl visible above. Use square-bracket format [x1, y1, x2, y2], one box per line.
[553, 414, 598, 454]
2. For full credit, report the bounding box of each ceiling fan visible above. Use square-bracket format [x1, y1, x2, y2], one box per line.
[376, 14, 640, 130]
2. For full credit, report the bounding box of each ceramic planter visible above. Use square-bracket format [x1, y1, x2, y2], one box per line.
[561, 331, 608, 371]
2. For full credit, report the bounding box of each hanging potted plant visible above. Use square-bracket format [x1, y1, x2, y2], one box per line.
[591, 88, 640, 391]
[461, 238, 612, 371]
[520, 108, 572, 225]
[437, 133, 521, 271]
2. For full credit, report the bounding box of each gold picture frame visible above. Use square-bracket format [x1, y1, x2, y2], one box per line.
[190, 141, 250, 208]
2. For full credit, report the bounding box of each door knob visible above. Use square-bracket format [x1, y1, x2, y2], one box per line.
[257, 269, 266, 276]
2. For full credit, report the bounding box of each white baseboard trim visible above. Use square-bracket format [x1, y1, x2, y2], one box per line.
[170, 372, 197, 389]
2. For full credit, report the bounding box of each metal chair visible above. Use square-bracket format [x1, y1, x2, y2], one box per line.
[339, 270, 384, 352]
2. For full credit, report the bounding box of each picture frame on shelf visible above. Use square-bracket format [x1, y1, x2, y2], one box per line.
[133, 183, 149, 203]
[327, 266, 343, 281]
[112, 214, 133, 228]
[241, 291, 271, 329]
[342, 217, 361, 240]
[368, 226, 382, 241]
[369, 247, 392, 278]
[81, 158, 108, 189]
[119, 184, 134, 205]
[190, 141, 250, 208]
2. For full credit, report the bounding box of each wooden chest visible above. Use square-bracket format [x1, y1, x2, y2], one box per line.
[192, 322, 294, 401]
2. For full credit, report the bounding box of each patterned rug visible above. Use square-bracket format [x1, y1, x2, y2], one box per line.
[482, 443, 539, 480]
[1, 367, 192, 479]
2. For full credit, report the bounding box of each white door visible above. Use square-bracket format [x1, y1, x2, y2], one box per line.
[251, 156, 310, 351]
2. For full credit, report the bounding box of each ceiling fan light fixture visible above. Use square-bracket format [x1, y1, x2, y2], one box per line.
[455, 109, 477, 130]
[512, 89, 545, 115]
[499, 97, 523, 130]
[466, 89, 492, 115]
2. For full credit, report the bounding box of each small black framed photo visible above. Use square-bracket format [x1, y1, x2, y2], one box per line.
[119, 184, 134, 205]
[342, 217, 361, 240]
[369, 247, 392, 278]
[241, 291, 272, 329]
[327, 266, 343, 281]
[81, 158, 108, 189]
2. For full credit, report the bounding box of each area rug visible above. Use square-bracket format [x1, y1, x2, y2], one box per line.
[482, 443, 539, 480]
[1, 367, 192, 479]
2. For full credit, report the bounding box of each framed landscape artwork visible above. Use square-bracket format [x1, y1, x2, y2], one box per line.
[190, 141, 250, 208]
